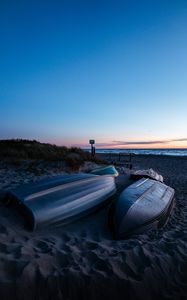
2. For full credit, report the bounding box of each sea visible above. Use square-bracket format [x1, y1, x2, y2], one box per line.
[85, 148, 187, 157]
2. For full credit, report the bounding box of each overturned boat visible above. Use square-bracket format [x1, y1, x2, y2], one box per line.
[130, 168, 163, 182]
[7, 173, 116, 230]
[89, 165, 119, 177]
[110, 178, 175, 239]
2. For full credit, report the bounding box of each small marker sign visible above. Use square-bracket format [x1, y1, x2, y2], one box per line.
[89, 140, 95, 145]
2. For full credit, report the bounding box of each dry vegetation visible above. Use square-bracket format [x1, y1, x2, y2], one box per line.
[0, 139, 103, 171]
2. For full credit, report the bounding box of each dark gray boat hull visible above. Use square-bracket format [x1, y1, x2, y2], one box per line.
[8, 173, 116, 230]
[112, 178, 175, 239]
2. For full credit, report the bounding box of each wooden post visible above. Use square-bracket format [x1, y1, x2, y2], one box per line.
[129, 153, 132, 169]
[89, 139, 95, 159]
[109, 152, 111, 161]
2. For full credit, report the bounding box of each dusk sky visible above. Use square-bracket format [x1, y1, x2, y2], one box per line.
[0, 0, 187, 148]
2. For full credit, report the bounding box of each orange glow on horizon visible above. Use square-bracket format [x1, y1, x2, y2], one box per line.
[52, 139, 187, 149]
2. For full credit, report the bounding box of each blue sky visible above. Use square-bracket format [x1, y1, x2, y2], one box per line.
[0, 0, 187, 148]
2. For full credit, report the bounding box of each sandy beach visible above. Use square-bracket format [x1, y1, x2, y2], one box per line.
[0, 154, 187, 300]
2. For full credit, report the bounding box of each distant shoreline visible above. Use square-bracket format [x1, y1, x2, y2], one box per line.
[84, 148, 187, 157]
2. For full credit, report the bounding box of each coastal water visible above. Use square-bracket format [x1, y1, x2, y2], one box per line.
[87, 148, 187, 157]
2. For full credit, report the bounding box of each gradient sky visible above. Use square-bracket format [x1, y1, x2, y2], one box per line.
[0, 0, 187, 148]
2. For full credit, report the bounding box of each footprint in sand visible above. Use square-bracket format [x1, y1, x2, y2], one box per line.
[33, 240, 51, 253]
[0, 224, 8, 234]
[0, 242, 7, 253]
